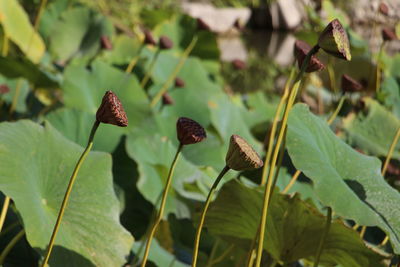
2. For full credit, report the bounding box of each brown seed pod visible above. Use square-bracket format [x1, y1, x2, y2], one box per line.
[294, 40, 325, 73]
[100, 35, 113, 50]
[143, 29, 157, 46]
[159, 35, 173, 50]
[382, 28, 397, 41]
[197, 18, 211, 31]
[318, 19, 351, 61]
[175, 77, 185, 88]
[225, 135, 263, 171]
[96, 91, 128, 127]
[341, 74, 363, 93]
[379, 2, 389, 16]
[176, 117, 206, 145]
[0, 84, 10, 94]
[232, 59, 246, 70]
[162, 93, 174, 105]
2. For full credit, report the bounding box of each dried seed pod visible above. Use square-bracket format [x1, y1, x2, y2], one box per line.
[176, 117, 206, 145]
[159, 35, 173, 50]
[100, 35, 113, 50]
[294, 40, 325, 73]
[162, 93, 174, 105]
[143, 29, 157, 46]
[197, 18, 211, 31]
[232, 59, 246, 70]
[225, 135, 263, 171]
[96, 91, 128, 127]
[382, 28, 397, 41]
[379, 2, 389, 16]
[0, 84, 10, 94]
[175, 77, 185, 88]
[318, 19, 351, 61]
[341, 74, 363, 93]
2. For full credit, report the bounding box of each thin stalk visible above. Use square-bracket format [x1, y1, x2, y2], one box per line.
[260, 68, 295, 186]
[380, 236, 389, 246]
[126, 44, 144, 74]
[208, 244, 235, 266]
[360, 226, 367, 238]
[327, 58, 337, 94]
[192, 165, 230, 267]
[33, 0, 48, 31]
[41, 120, 100, 267]
[140, 48, 161, 88]
[376, 42, 385, 93]
[9, 80, 22, 116]
[0, 229, 25, 264]
[254, 45, 319, 267]
[352, 224, 359, 230]
[205, 238, 220, 267]
[0, 196, 10, 232]
[282, 170, 301, 194]
[382, 127, 400, 176]
[1, 35, 8, 57]
[313, 207, 332, 267]
[140, 144, 183, 267]
[150, 36, 198, 108]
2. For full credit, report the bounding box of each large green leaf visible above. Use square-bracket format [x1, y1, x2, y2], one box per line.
[343, 98, 400, 160]
[206, 180, 385, 266]
[0, 120, 133, 266]
[0, 0, 45, 63]
[287, 103, 400, 254]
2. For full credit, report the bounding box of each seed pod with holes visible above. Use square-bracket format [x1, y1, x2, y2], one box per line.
[96, 91, 128, 127]
[225, 135, 263, 171]
[176, 117, 206, 145]
[318, 19, 351, 61]
[294, 40, 325, 73]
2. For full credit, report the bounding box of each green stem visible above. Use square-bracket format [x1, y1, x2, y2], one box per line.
[150, 36, 198, 108]
[0, 229, 25, 264]
[9, 79, 22, 116]
[192, 165, 230, 267]
[327, 96, 345, 125]
[126, 44, 144, 74]
[41, 120, 100, 267]
[254, 45, 319, 267]
[140, 48, 160, 88]
[209, 244, 235, 265]
[382, 126, 400, 176]
[140, 144, 183, 267]
[313, 207, 332, 267]
[376, 42, 385, 93]
[0, 196, 10, 232]
[205, 239, 220, 267]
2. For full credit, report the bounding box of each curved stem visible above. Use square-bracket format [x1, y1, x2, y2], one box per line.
[313, 207, 332, 267]
[192, 165, 230, 267]
[382, 127, 400, 176]
[254, 45, 319, 267]
[209, 244, 235, 265]
[360, 226, 367, 238]
[126, 44, 144, 74]
[0, 229, 25, 264]
[33, 0, 48, 31]
[150, 36, 198, 108]
[282, 170, 301, 194]
[327, 96, 346, 125]
[140, 48, 161, 88]
[9, 79, 22, 116]
[140, 144, 183, 267]
[0, 196, 10, 232]
[41, 120, 99, 267]
[380, 235, 389, 246]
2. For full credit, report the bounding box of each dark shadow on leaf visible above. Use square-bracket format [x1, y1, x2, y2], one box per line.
[36, 246, 95, 267]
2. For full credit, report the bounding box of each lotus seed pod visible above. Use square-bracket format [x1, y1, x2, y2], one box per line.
[143, 29, 157, 46]
[232, 59, 246, 70]
[162, 93, 174, 105]
[294, 40, 325, 73]
[96, 91, 128, 127]
[197, 18, 211, 31]
[379, 2, 389, 16]
[318, 19, 351, 61]
[100, 35, 113, 50]
[225, 135, 263, 171]
[341, 74, 363, 93]
[159, 35, 173, 50]
[382, 28, 397, 41]
[176, 117, 206, 145]
[175, 77, 185, 88]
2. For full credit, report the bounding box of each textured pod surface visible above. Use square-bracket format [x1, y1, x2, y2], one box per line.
[294, 40, 325, 73]
[341, 74, 363, 93]
[176, 117, 206, 145]
[225, 134, 263, 171]
[318, 19, 351, 61]
[96, 91, 128, 127]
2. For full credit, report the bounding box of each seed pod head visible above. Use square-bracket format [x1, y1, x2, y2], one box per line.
[175, 77, 185, 88]
[0, 84, 10, 94]
[341, 74, 363, 93]
[159, 35, 173, 50]
[232, 59, 246, 70]
[197, 18, 211, 31]
[100, 35, 113, 50]
[176, 117, 206, 145]
[143, 29, 157, 46]
[379, 2, 389, 16]
[96, 91, 128, 127]
[162, 93, 174, 105]
[382, 28, 397, 41]
[318, 19, 351, 61]
[294, 40, 325, 73]
[225, 135, 263, 171]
